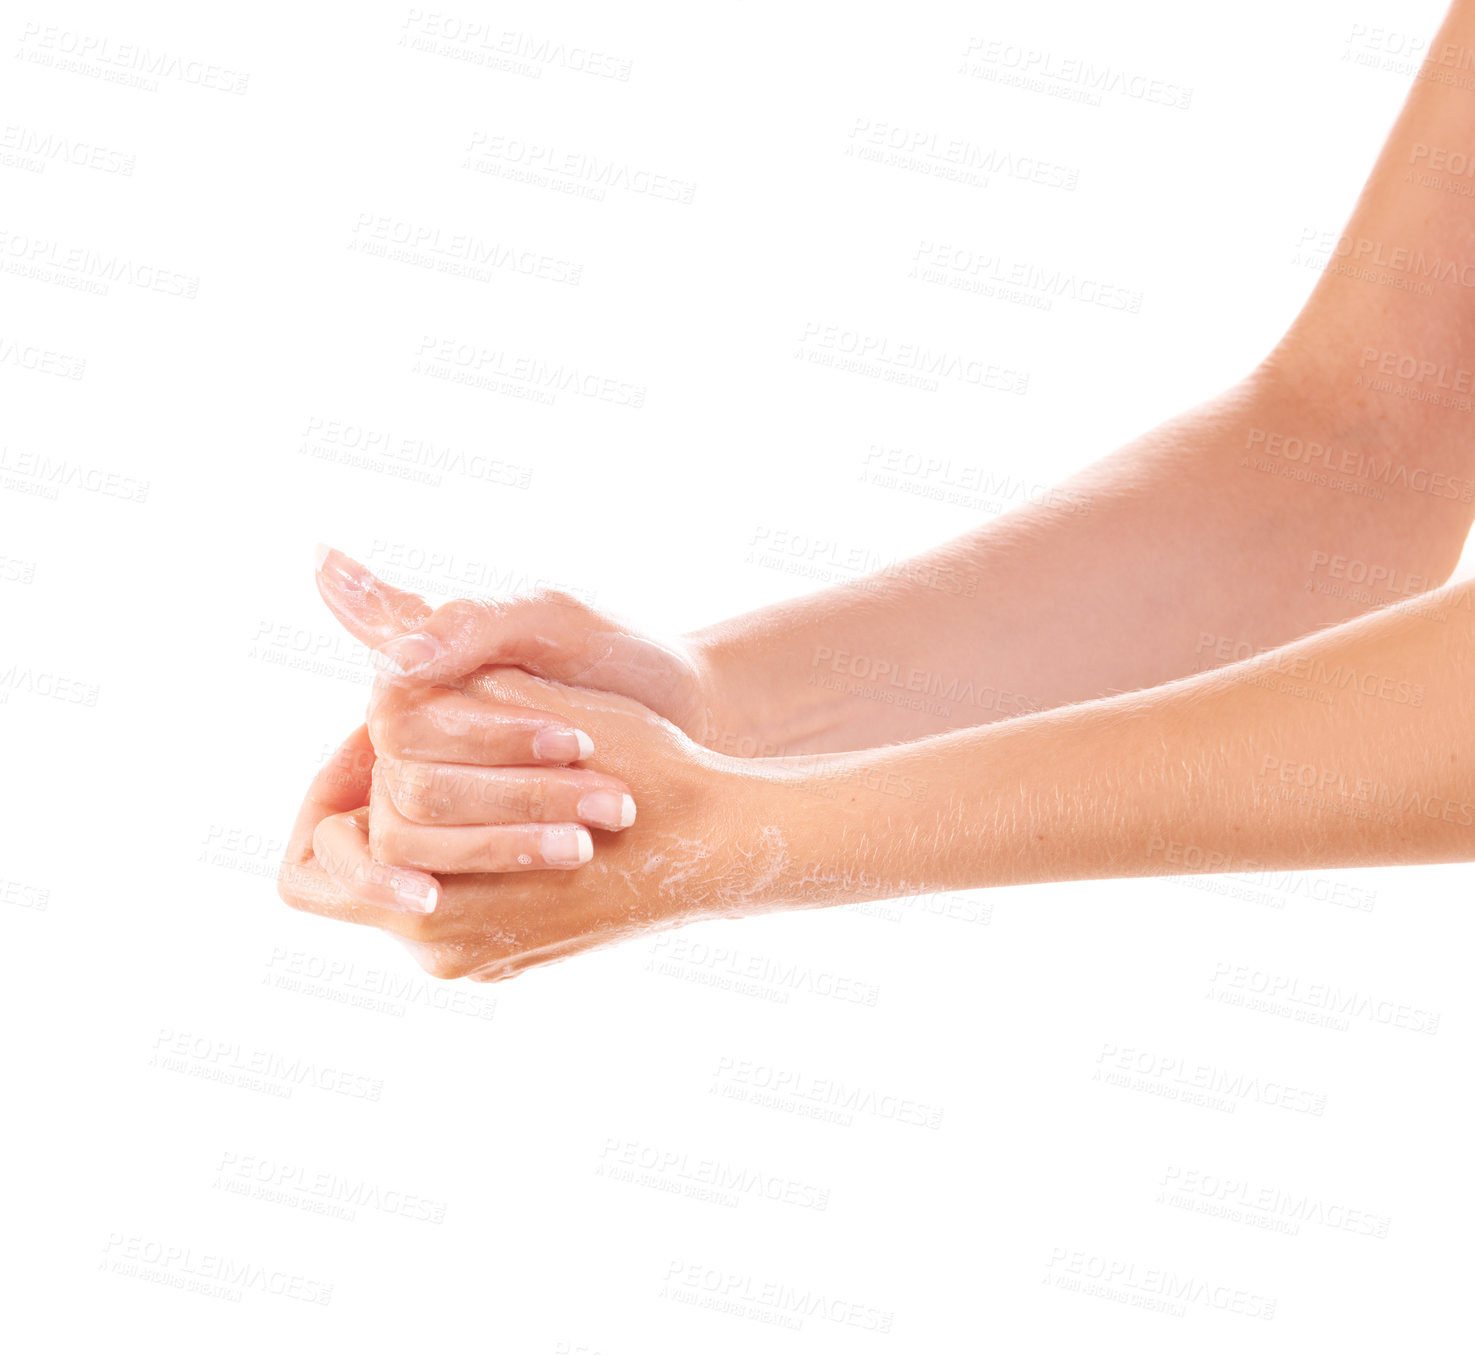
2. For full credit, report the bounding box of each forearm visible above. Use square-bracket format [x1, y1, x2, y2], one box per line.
[736, 577, 1475, 902]
[692, 368, 1471, 755]
[692, 6, 1475, 758]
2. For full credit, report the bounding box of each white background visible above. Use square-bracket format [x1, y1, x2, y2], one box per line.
[4, 0, 1471, 1349]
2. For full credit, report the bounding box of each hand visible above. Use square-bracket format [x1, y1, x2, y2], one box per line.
[360, 673, 638, 874]
[284, 667, 789, 983]
[277, 726, 443, 917]
[275, 707, 643, 933]
[316, 546, 716, 743]
[277, 547, 647, 918]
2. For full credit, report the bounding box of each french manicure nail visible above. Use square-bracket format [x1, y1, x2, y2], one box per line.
[542, 825, 594, 866]
[393, 876, 439, 914]
[375, 632, 441, 677]
[577, 790, 637, 829]
[532, 728, 596, 762]
[316, 545, 368, 595]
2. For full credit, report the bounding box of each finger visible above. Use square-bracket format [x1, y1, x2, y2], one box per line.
[380, 760, 637, 829]
[313, 807, 441, 914]
[314, 544, 434, 648]
[370, 788, 594, 873]
[369, 592, 682, 700]
[368, 594, 579, 684]
[283, 725, 375, 866]
[369, 684, 594, 765]
[277, 855, 361, 920]
[328, 559, 702, 733]
[277, 854, 443, 940]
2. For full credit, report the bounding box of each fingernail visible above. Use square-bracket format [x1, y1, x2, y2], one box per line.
[542, 825, 594, 866]
[532, 728, 596, 762]
[577, 790, 637, 829]
[316, 545, 367, 595]
[393, 876, 439, 914]
[374, 632, 441, 677]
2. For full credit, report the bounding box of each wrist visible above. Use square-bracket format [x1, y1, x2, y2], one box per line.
[715, 744, 947, 912]
[686, 625, 865, 759]
[684, 629, 792, 758]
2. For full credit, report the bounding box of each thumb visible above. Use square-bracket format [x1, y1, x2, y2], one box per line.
[314, 545, 434, 649]
[367, 591, 707, 735]
[368, 592, 611, 686]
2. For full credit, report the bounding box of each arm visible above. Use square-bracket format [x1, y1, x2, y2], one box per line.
[697, 0, 1475, 753]
[277, 560, 642, 922]
[744, 577, 1475, 898]
[287, 579, 1475, 982]
[690, 363, 1473, 754]
[326, 5, 1475, 754]
[324, 368, 1473, 761]
[337, 329, 1475, 762]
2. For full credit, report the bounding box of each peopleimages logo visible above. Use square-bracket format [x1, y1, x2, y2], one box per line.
[1235, 647, 1426, 708]
[1043, 1247, 1275, 1319]
[797, 321, 1030, 394]
[1358, 346, 1475, 389]
[1094, 1043, 1327, 1116]
[597, 1137, 831, 1211]
[1245, 426, 1474, 502]
[0, 228, 199, 297]
[150, 1029, 385, 1101]
[1299, 228, 1475, 287]
[1209, 962, 1440, 1035]
[910, 242, 1143, 312]
[712, 1056, 945, 1128]
[0, 124, 136, 175]
[1259, 756, 1475, 828]
[100, 1233, 330, 1304]
[16, 24, 250, 93]
[1159, 1166, 1392, 1239]
[960, 37, 1193, 110]
[847, 118, 1080, 190]
[214, 1152, 447, 1222]
[811, 644, 1037, 716]
[660, 1261, 894, 1333]
[1410, 141, 1475, 178]
[412, 336, 647, 408]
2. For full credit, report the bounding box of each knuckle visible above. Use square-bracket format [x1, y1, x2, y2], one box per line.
[398, 913, 441, 947]
[516, 779, 549, 821]
[367, 691, 413, 755]
[440, 595, 501, 635]
[383, 763, 440, 823]
[367, 816, 407, 865]
[531, 587, 591, 619]
[276, 866, 309, 912]
[393, 790, 440, 825]
[353, 856, 398, 904]
[412, 763, 498, 823]
[393, 596, 432, 631]
[309, 822, 338, 873]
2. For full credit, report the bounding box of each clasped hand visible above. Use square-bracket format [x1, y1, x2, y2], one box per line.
[278, 550, 784, 983]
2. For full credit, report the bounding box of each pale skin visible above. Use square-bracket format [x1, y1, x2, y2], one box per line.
[280, 2, 1475, 979]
